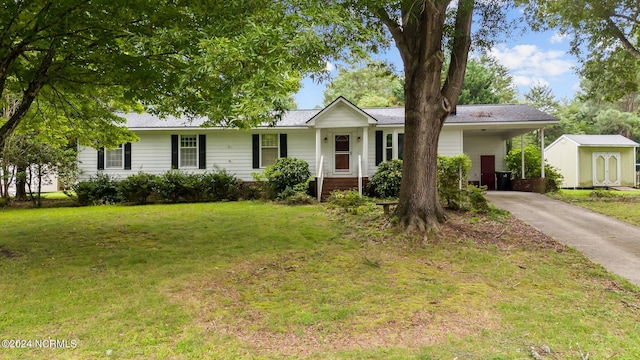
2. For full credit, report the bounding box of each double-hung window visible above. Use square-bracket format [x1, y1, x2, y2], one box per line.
[261, 134, 279, 167]
[105, 145, 124, 169]
[180, 135, 198, 168]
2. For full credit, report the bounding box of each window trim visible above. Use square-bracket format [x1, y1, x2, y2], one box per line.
[179, 134, 199, 169]
[105, 144, 124, 169]
[380, 131, 404, 162]
[260, 133, 280, 168]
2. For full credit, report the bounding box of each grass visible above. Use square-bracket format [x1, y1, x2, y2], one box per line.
[551, 189, 640, 226]
[1, 201, 639, 359]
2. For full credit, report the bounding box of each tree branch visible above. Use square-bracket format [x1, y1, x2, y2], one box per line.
[605, 15, 640, 60]
[442, 0, 474, 106]
[0, 43, 56, 149]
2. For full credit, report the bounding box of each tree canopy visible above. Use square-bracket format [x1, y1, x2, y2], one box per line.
[0, 0, 371, 149]
[457, 56, 517, 105]
[323, 62, 403, 107]
[518, 0, 640, 102]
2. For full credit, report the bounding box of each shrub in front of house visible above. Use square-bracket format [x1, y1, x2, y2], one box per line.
[117, 172, 159, 205]
[202, 167, 243, 201]
[437, 154, 472, 210]
[326, 189, 368, 212]
[156, 170, 193, 203]
[369, 159, 403, 198]
[261, 157, 311, 199]
[505, 145, 564, 192]
[72, 173, 120, 206]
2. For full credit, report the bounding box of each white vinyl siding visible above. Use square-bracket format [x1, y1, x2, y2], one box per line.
[105, 145, 123, 169]
[78, 129, 315, 182]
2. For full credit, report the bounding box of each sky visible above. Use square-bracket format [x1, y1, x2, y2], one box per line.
[294, 8, 581, 110]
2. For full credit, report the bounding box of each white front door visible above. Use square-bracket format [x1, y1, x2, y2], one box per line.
[333, 134, 352, 175]
[593, 152, 621, 186]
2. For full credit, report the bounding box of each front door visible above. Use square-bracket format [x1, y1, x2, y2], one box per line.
[334, 134, 351, 174]
[480, 155, 496, 190]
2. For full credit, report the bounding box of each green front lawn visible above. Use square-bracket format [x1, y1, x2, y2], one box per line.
[551, 189, 640, 226]
[1, 202, 639, 359]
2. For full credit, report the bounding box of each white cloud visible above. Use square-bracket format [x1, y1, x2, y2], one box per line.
[489, 44, 574, 87]
[325, 61, 335, 72]
[550, 32, 569, 44]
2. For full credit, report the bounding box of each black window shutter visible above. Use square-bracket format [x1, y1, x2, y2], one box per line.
[124, 143, 132, 170]
[97, 148, 105, 170]
[198, 134, 206, 169]
[279, 134, 287, 158]
[252, 134, 260, 169]
[398, 134, 404, 160]
[375, 130, 383, 165]
[171, 135, 179, 169]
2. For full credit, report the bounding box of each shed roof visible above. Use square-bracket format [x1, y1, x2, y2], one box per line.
[561, 134, 639, 147]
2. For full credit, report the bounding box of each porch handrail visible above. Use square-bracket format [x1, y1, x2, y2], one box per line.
[358, 155, 362, 196]
[317, 155, 324, 202]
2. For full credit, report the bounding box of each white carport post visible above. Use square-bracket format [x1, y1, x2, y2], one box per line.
[540, 128, 545, 178]
[521, 134, 525, 179]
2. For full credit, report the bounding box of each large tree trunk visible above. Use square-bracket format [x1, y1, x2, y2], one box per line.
[395, 78, 450, 232]
[378, 0, 474, 232]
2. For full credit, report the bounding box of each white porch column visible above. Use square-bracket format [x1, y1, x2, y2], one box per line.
[521, 134, 525, 179]
[315, 128, 322, 175]
[392, 130, 398, 159]
[541, 128, 545, 178]
[362, 127, 369, 177]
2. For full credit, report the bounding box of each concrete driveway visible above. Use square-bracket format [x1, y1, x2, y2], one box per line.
[485, 191, 640, 287]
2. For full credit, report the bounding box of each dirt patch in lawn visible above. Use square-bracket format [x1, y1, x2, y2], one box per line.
[0, 246, 20, 258]
[437, 211, 566, 252]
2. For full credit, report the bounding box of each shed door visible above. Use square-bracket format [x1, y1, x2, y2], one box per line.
[480, 155, 496, 191]
[592, 152, 621, 186]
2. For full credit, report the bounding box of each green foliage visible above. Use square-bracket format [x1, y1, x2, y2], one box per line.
[156, 170, 191, 203]
[438, 154, 472, 210]
[369, 159, 403, 198]
[201, 167, 243, 202]
[457, 56, 517, 105]
[518, 0, 639, 102]
[155, 171, 212, 203]
[117, 173, 159, 205]
[505, 145, 564, 192]
[72, 173, 120, 206]
[467, 185, 490, 213]
[326, 190, 368, 212]
[262, 158, 311, 198]
[323, 61, 403, 107]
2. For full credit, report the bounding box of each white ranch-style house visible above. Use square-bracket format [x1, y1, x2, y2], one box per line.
[77, 97, 558, 198]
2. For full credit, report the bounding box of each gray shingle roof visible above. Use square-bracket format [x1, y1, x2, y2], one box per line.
[121, 103, 557, 129]
[564, 134, 639, 147]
